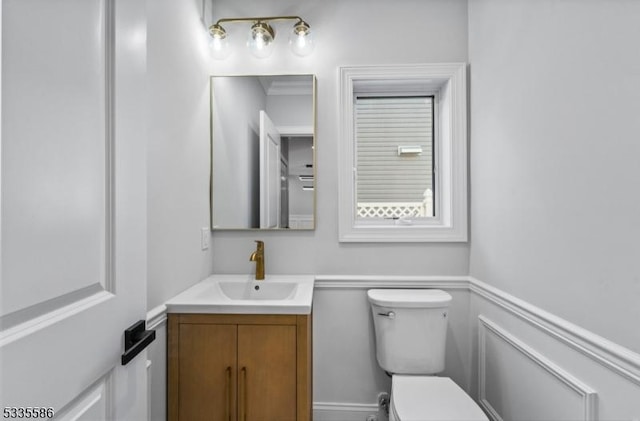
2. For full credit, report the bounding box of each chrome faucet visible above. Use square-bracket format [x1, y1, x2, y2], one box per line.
[249, 240, 265, 280]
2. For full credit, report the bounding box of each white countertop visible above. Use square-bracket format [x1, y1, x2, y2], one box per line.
[165, 274, 315, 315]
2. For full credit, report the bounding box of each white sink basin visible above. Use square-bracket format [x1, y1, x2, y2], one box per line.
[217, 281, 298, 301]
[165, 274, 314, 315]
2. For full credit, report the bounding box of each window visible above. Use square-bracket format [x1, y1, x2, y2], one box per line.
[355, 95, 435, 219]
[338, 64, 468, 242]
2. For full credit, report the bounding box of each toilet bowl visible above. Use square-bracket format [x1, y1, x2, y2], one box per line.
[389, 376, 488, 421]
[367, 289, 488, 421]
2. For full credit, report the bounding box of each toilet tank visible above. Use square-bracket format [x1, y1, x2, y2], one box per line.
[367, 289, 452, 375]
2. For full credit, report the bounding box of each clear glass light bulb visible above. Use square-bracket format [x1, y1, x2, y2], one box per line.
[289, 21, 314, 57]
[209, 24, 231, 60]
[210, 35, 230, 59]
[247, 22, 275, 59]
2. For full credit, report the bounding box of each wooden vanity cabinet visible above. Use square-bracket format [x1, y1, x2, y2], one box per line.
[168, 313, 312, 421]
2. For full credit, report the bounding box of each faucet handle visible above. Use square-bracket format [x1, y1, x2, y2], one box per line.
[255, 240, 264, 250]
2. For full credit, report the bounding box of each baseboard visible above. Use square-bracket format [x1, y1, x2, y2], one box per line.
[313, 402, 378, 421]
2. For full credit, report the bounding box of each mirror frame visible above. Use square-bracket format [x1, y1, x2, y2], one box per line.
[210, 74, 317, 231]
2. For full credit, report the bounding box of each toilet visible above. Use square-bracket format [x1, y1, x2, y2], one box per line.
[367, 289, 488, 421]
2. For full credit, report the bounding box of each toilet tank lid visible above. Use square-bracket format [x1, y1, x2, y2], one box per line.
[367, 289, 452, 308]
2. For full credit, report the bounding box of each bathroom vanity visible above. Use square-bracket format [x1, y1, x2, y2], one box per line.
[166, 275, 314, 421]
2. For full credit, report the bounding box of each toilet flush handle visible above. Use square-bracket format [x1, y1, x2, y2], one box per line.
[377, 311, 395, 319]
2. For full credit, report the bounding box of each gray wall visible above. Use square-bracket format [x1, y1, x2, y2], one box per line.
[206, 0, 470, 413]
[145, 0, 640, 419]
[209, 0, 470, 277]
[467, 0, 640, 355]
[467, 3, 640, 415]
[147, 0, 215, 313]
[146, 2, 216, 420]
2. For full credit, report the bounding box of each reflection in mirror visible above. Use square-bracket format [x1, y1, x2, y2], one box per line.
[210, 75, 316, 230]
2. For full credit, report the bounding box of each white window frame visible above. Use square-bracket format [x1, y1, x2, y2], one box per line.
[338, 63, 468, 242]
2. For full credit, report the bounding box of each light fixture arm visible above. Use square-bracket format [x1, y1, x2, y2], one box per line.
[214, 16, 306, 26]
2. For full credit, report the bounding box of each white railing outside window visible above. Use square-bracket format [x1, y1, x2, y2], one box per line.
[357, 189, 433, 218]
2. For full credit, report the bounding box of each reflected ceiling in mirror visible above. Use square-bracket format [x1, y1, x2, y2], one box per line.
[210, 75, 316, 230]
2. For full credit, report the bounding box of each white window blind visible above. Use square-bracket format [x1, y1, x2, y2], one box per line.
[355, 95, 434, 217]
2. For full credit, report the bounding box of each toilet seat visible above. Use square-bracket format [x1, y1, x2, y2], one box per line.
[390, 375, 488, 421]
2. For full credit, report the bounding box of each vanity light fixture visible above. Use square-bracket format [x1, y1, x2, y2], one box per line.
[209, 16, 314, 59]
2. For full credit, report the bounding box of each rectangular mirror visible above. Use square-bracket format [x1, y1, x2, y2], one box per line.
[210, 75, 316, 230]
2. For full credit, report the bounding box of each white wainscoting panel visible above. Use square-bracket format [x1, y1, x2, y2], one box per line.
[148, 276, 640, 420]
[479, 316, 597, 421]
[470, 278, 640, 387]
[147, 305, 168, 421]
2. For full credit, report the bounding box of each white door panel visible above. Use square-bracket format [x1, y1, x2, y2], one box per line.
[57, 380, 109, 421]
[1, 0, 148, 419]
[2, 0, 107, 319]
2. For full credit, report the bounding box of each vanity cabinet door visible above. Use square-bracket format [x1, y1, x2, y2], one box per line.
[238, 325, 297, 421]
[172, 323, 237, 421]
